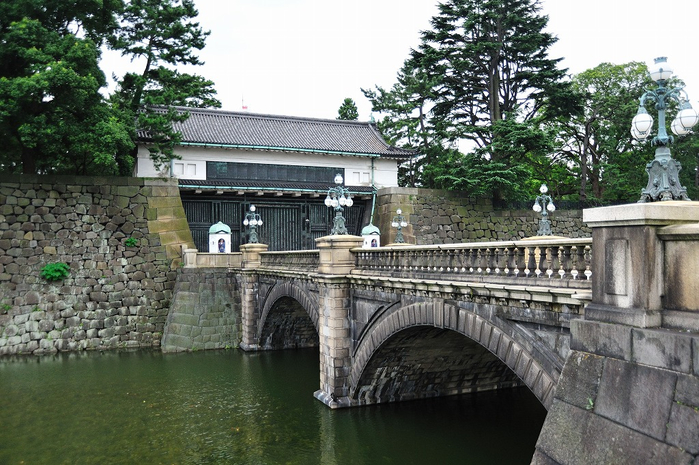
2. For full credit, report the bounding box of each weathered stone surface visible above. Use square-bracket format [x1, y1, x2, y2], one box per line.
[553, 351, 604, 411]
[537, 400, 692, 465]
[632, 327, 694, 373]
[0, 174, 193, 355]
[376, 187, 589, 246]
[595, 358, 676, 441]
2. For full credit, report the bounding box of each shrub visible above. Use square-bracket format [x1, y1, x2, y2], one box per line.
[40, 262, 70, 282]
[125, 237, 138, 247]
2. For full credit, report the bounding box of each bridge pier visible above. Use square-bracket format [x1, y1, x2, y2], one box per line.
[239, 243, 268, 351]
[534, 202, 699, 464]
[313, 235, 364, 408]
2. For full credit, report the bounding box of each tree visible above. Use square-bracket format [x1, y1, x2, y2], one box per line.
[110, 0, 220, 173]
[362, 64, 440, 186]
[549, 62, 651, 200]
[0, 1, 133, 175]
[365, 0, 579, 198]
[337, 98, 359, 120]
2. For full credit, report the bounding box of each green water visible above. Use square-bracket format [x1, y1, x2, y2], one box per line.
[0, 349, 546, 464]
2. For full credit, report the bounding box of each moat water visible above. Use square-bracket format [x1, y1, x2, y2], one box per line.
[0, 348, 546, 464]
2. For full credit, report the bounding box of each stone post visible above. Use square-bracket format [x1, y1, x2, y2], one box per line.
[533, 202, 699, 464]
[582, 201, 699, 327]
[238, 243, 268, 351]
[313, 235, 363, 408]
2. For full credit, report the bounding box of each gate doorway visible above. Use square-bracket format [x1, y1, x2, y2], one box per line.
[182, 195, 367, 252]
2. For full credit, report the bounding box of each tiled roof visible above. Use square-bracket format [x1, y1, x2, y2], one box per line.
[139, 106, 415, 159]
[178, 178, 376, 194]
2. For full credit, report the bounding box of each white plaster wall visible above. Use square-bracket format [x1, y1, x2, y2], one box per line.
[134, 145, 401, 187]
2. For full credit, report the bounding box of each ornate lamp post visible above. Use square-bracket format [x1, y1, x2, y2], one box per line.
[532, 184, 556, 236]
[391, 209, 408, 243]
[631, 57, 699, 202]
[243, 204, 262, 243]
[324, 173, 353, 235]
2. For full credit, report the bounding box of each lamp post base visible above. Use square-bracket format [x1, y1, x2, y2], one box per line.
[638, 147, 691, 202]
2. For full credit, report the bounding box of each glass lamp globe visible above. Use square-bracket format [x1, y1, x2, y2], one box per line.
[539, 184, 548, 194]
[631, 126, 647, 140]
[632, 110, 654, 135]
[243, 218, 249, 226]
[396, 209, 402, 215]
[672, 118, 688, 136]
[250, 205, 256, 212]
[649, 57, 673, 82]
[324, 195, 332, 207]
[533, 202, 542, 213]
[547, 202, 556, 212]
[257, 219, 263, 226]
[391, 221, 398, 228]
[400, 221, 408, 227]
[677, 105, 699, 130]
[331, 198, 338, 208]
[334, 174, 343, 185]
[250, 219, 257, 226]
[346, 196, 353, 207]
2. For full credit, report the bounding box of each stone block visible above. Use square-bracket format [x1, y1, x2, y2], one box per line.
[666, 402, 699, 454]
[595, 358, 676, 441]
[632, 327, 694, 373]
[570, 319, 631, 359]
[536, 400, 692, 465]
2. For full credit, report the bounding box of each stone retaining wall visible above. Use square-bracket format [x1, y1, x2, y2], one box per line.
[376, 187, 590, 245]
[0, 175, 194, 355]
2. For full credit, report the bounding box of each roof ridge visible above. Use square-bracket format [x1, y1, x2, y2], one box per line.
[152, 105, 372, 126]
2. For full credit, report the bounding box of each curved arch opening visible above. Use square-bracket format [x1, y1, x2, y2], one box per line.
[353, 326, 522, 406]
[259, 296, 319, 350]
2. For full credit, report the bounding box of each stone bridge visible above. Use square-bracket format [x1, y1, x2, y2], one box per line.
[231, 236, 592, 410]
[165, 201, 699, 464]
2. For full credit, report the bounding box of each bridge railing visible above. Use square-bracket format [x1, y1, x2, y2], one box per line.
[352, 238, 592, 287]
[260, 250, 320, 272]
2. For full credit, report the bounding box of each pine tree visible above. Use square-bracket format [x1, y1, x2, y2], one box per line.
[110, 0, 220, 173]
[0, 0, 132, 174]
[337, 98, 359, 120]
[407, 0, 579, 198]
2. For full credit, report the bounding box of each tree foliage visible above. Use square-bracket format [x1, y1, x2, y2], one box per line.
[110, 0, 220, 173]
[337, 98, 359, 120]
[364, 0, 579, 198]
[0, 1, 132, 175]
[0, 0, 220, 175]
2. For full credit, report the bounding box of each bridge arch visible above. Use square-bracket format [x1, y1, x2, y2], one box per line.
[257, 281, 320, 350]
[349, 301, 557, 409]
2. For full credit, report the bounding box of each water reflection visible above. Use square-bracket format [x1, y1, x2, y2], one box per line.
[0, 349, 545, 464]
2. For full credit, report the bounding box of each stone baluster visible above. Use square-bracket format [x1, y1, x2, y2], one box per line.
[545, 246, 555, 278]
[503, 247, 511, 276]
[583, 245, 592, 280]
[559, 246, 571, 279]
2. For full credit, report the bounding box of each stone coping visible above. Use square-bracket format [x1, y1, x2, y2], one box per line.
[583, 201, 699, 227]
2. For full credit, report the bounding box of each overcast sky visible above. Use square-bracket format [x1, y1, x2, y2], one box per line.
[103, 0, 699, 121]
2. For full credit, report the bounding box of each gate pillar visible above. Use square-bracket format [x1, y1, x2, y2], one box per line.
[313, 235, 363, 408]
[239, 243, 268, 351]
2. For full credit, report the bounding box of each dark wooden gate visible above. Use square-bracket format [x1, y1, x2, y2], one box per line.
[182, 196, 366, 252]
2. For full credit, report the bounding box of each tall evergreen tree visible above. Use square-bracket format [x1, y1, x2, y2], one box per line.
[405, 0, 579, 198]
[363, 64, 440, 186]
[0, 0, 132, 175]
[110, 0, 220, 173]
[337, 98, 359, 120]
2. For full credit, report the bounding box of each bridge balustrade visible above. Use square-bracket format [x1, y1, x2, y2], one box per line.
[352, 238, 592, 289]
